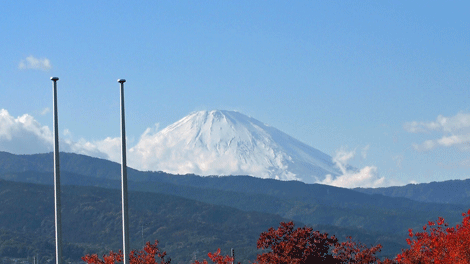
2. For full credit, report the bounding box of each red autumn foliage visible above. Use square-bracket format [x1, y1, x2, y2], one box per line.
[191, 248, 235, 264]
[82, 240, 170, 264]
[396, 209, 470, 264]
[254, 221, 384, 264]
[333, 236, 385, 264]
[254, 221, 338, 263]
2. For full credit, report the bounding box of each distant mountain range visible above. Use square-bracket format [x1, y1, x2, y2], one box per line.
[0, 151, 469, 262]
[355, 179, 470, 205]
[129, 110, 342, 183]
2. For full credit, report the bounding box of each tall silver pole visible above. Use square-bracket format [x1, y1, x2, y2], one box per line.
[231, 248, 235, 264]
[51, 77, 62, 264]
[118, 79, 130, 264]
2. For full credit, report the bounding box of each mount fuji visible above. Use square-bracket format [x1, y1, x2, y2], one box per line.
[129, 110, 342, 183]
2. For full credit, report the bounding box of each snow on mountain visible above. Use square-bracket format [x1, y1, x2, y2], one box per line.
[129, 110, 341, 183]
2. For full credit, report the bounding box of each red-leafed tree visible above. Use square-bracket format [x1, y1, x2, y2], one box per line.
[81, 241, 235, 264]
[191, 248, 236, 264]
[396, 209, 470, 264]
[255, 221, 337, 263]
[82, 241, 170, 264]
[333, 236, 385, 264]
[254, 221, 385, 264]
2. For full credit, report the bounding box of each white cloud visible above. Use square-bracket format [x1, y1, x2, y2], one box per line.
[18, 56, 52, 71]
[334, 147, 355, 164]
[404, 112, 470, 134]
[460, 158, 470, 167]
[63, 129, 71, 136]
[0, 109, 121, 160]
[40, 108, 50, 116]
[406, 112, 470, 151]
[437, 134, 470, 147]
[60, 137, 121, 161]
[0, 109, 53, 154]
[403, 121, 439, 133]
[412, 140, 436, 151]
[317, 147, 392, 188]
[392, 155, 404, 169]
[321, 166, 384, 188]
[361, 145, 370, 159]
[92, 137, 122, 162]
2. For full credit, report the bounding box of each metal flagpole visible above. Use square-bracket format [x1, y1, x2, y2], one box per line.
[51, 77, 63, 264]
[118, 79, 130, 264]
[231, 248, 235, 264]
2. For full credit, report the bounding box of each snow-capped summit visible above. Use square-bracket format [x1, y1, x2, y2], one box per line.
[130, 110, 341, 183]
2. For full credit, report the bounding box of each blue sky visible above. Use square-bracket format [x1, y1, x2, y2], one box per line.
[1, 1, 469, 187]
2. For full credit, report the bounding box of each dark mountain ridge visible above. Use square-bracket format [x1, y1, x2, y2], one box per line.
[0, 152, 467, 233]
[355, 179, 470, 205]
